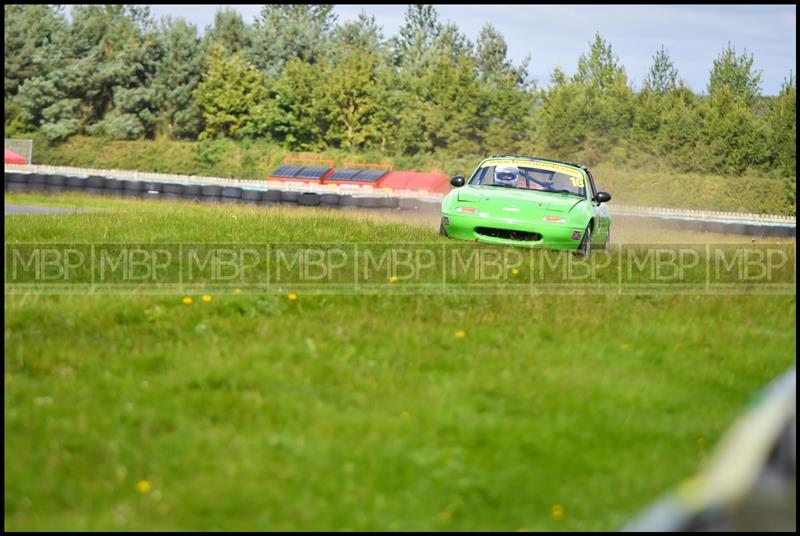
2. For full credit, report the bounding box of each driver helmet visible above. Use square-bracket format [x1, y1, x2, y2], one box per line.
[495, 165, 519, 186]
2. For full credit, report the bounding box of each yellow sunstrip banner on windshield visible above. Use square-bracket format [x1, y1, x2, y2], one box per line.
[480, 158, 583, 178]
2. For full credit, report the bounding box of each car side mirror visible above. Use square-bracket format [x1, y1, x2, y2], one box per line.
[595, 191, 611, 203]
[450, 176, 465, 187]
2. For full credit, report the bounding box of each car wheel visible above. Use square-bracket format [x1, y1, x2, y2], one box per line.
[603, 225, 611, 252]
[439, 220, 448, 238]
[575, 224, 591, 257]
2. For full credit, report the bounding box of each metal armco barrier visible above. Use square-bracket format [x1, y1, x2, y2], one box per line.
[5, 167, 796, 236]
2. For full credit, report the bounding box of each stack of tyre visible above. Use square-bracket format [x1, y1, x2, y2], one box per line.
[5, 171, 416, 214]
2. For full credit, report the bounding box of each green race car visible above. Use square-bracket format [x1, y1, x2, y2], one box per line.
[440, 155, 612, 255]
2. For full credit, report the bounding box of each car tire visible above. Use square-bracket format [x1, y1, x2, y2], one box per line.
[439, 220, 448, 238]
[260, 190, 282, 205]
[298, 192, 321, 206]
[162, 182, 184, 195]
[183, 184, 202, 201]
[241, 189, 261, 203]
[221, 186, 243, 201]
[280, 190, 299, 204]
[320, 193, 340, 207]
[575, 224, 591, 257]
[399, 198, 419, 210]
[122, 180, 144, 196]
[339, 195, 358, 209]
[380, 197, 399, 209]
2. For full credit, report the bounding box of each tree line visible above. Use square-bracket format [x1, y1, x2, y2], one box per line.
[4, 4, 796, 179]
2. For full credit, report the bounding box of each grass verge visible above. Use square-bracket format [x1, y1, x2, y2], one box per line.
[4, 193, 796, 530]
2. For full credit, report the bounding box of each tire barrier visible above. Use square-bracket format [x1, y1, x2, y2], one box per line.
[241, 189, 262, 204]
[143, 191, 161, 200]
[221, 186, 243, 204]
[84, 175, 106, 196]
[122, 179, 144, 197]
[8, 182, 28, 192]
[28, 173, 48, 192]
[260, 190, 282, 205]
[280, 190, 299, 204]
[320, 193, 340, 207]
[379, 197, 399, 209]
[159, 182, 183, 200]
[86, 175, 106, 187]
[746, 225, 797, 238]
[297, 192, 321, 206]
[356, 196, 382, 209]
[6, 172, 28, 192]
[6, 172, 28, 183]
[614, 214, 796, 238]
[45, 174, 66, 186]
[200, 184, 222, 203]
[46, 173, 67, 195]
[183, 184, 202, 200]
[339, 195, 359, 208]
[142, 181, 163, 193]
[398, 198, 420, 210]
[162, 182, 184, 195]
[104, 177, 123, 196]
[65, 176, 87, 192]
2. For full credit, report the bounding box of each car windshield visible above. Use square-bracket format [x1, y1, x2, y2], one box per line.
[468, 164, 587, 197]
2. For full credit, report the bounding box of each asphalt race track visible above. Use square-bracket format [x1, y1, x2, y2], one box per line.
[4, 203, 94, 215]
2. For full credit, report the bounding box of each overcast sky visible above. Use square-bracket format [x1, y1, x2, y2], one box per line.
[136, 4, 796, 95]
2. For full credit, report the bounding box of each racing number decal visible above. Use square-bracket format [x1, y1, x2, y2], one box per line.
[569, 176, 584, 187]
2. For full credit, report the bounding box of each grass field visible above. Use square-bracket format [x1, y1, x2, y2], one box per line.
[4, 193, 796, 530]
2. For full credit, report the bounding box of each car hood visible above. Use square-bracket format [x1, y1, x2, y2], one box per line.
[456, 185, 585, 214]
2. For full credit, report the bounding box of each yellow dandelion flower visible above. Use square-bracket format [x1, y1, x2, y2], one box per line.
[202, 295, 212, 302]
[455, 330, 466, 338]
[388, 275, 398, 284]
[234, 288, 241, 294]
[288, 293, 298, 302]
[181, 296, 193, 305]
[400, 411, 410, 419]
[511, 268, 520, 275]
[551, 504, 564, 521]
[621, 343, 631, 350]
[136, 480, 152, 494]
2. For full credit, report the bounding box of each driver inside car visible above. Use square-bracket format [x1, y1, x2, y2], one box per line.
[494, 165, 519, 187]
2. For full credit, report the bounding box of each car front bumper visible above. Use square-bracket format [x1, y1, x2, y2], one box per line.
[441, 211, 585, 250]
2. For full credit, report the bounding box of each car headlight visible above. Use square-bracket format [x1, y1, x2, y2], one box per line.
[543, 216, 567, 223]
[456, 207, 478, 214]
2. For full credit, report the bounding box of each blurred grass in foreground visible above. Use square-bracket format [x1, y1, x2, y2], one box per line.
[4, 193, 796, 530]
